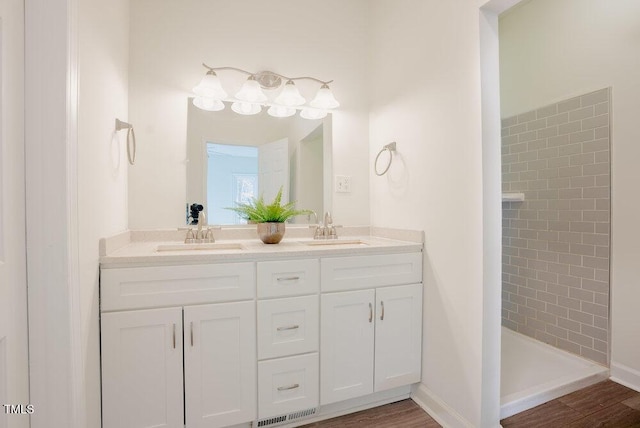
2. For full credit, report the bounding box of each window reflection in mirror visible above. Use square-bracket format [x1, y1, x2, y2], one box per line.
[186, 100, 331, 225]
[206, 143, 258, 224]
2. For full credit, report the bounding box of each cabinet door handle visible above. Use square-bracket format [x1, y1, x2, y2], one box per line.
[190, 322, 194, 347]
[277, 325, 300, 331]
[277, 383, 300, 391]
[380, 301, 385, 321]
[277, 276, 300, 282]
[369, 303, 373, 323]
[172, 323, 176, 349]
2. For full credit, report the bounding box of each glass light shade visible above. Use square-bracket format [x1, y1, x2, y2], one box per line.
[235, 77, 268, 103]
[267, 105, 296, 118]
[231, 101, 262, 115]
[193, 71, 228, 100]
[300, 107, 328, 120]
[193, 96, 225, 112]
[274, 80, 306, 107]
[310, 84, 339, 109]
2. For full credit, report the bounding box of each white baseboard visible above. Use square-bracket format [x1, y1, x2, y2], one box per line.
[410, 383, 476, 428]
[610, 361, 640, 393]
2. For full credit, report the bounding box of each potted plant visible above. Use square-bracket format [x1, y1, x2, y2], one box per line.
[227, 187, 311, 244]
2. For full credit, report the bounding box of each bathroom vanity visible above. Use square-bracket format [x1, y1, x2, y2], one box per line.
[99, 227, 423, 428]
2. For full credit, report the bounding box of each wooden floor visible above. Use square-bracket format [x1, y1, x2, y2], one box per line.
[301, 399, 440, 428]
[302, 380, 640, 427]
[501, 380, 640, 427]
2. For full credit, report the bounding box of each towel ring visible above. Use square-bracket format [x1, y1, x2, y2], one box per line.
[116, 119, 136, 165]
[126, 127, 136, 165]
[374, 142, 396, 176]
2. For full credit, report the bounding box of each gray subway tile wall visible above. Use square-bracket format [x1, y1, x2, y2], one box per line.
[501, 88, 610, 365]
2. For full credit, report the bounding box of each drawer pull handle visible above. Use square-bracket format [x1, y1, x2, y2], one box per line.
[277, 325, 300, 332]
[369, 303, 373, 323]
[380, 301, 385, 321]
[277, 276, 300, 282]
[277, 383, 300, 391]
[172, 324, 176, 349]
[190, 322, 194, 347]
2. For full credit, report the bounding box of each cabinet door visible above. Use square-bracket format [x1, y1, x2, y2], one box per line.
[101, 308, 184, 428]
[184, 301, 256, 428]
[320, 290, 375, 405]
[374, 284, 423, 392]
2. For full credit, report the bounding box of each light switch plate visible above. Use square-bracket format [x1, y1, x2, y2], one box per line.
[335, 175, 351, 193]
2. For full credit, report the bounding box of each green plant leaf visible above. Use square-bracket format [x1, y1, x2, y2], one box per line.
[226, 186, 312, 223]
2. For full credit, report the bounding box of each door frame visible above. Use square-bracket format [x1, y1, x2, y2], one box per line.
[478, 0, 527, 426]
[25, 0, 84, 427]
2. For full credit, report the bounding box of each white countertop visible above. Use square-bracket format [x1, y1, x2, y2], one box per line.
[100, 226, 424, 268]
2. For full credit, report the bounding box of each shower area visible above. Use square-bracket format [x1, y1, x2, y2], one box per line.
[500, 89, 611, 418]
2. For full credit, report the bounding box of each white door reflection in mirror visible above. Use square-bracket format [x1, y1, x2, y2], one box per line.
[258, 138, 289, 204]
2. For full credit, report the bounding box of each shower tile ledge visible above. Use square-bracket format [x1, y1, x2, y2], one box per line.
[501, 327, 609, 419]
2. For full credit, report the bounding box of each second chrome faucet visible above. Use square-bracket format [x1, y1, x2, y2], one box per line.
[313, 211, 339, 239]
[184, 213, 217, 243]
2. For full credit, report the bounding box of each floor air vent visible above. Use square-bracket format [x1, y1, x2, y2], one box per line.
[287, 407, 317, 421]
[256, 407, 317, 427]
[257, 415, 287, 427]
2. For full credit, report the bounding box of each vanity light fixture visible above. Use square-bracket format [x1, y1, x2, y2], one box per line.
[235, 76, 268, 103]
[193, 70, 228, 99]
[310, 84, 340, 109]
[192, 64, 339, 119]
[231, 101, 262, 116]
[193, 96, 225, 112]
[274, 80, 306, 107]
[267, 105, 297, 118]
[300, 107, 328, 120]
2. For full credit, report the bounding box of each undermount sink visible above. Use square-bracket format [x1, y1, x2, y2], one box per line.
[156, 242, 245, 252]
[300, 239, 369, 246]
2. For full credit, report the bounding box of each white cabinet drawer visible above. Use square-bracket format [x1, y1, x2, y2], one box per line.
[258, 353, 319, 419]
[321, 252, 422, 292]
[101, 263, 255, 311]
[257, 259, 319, 298]
[257, 296, 319, 359]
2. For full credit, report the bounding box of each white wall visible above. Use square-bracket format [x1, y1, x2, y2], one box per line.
[369, 1, 500, 426]
[128, 0, 370, 229]
[0, 1, 30, 426]
[78, 0, 130, 426]
[499, 0, 640, 391]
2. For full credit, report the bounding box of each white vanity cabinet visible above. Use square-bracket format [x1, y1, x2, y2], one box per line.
[100, 246, 423, 428]
[319, 253, 423, 406]
[100, 263, 256, 428]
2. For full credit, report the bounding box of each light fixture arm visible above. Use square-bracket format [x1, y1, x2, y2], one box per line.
[202, 63, 333, 87]
[202, 64, 254, 76]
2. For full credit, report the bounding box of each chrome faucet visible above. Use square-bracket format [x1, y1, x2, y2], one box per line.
[184, 228, 196, 244]
[196, 213, 207, 240]
[184, 212, 216, 243]
[313, 211, 338, 239]
[204, 227, 215, 243]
